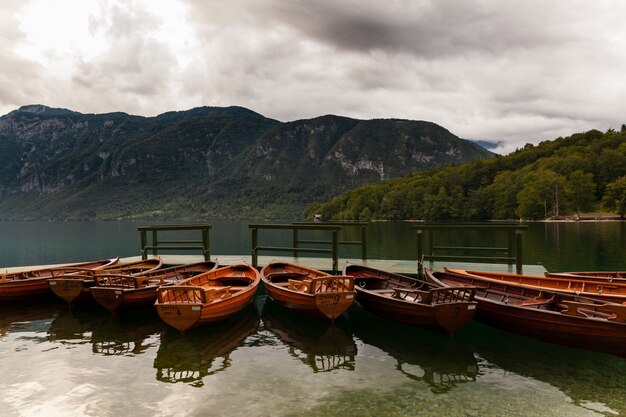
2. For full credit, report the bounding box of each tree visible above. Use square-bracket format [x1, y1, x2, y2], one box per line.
[565, 170, 596, 217]
[426, 186, 461, 220]
[487, 171, 521, 219]
[515, 169, 566, 219]
[594, 149, 626, 191]
[515, 185, 546, 219]
[602, 176, 626, 218]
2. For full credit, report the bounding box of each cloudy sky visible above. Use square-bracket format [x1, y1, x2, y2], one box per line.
[2, 0, 625, 153]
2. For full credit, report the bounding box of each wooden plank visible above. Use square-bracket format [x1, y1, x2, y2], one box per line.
[3, 255, 547, 277]
[116, 254, 548, 277]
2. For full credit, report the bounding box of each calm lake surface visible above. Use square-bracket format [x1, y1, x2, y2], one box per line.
[1, 220, 625, 417]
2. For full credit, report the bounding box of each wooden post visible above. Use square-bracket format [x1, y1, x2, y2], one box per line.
[361, 225, 367, 259]
[331, 229, 338, 274]
[251, 227, 258, 268]
[428, 229, 434, 257]
[416, 230, 423, 277]
[507, 229, 514, 263]
[202, 227, 210, 261]
[293, 229, 299, 258]
[152, 229, 158, 258]
[516, 230, 523, 274]
[140, 230, 147, 260]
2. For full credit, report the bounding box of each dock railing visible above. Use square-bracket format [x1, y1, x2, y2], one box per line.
[292, 222, 368, 259]
[249, 224, 343, 273]
[413, 223, 528, 275]
[138, 224, 211, 261]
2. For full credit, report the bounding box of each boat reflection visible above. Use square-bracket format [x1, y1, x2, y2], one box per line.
[90, 311, 164, 355]
[48, 306, 163, 355]
[0, 301, 64, 338]
[154, 304, 260, 387]
[347, 305, 479, 393]
[48, 305, 109, 344]
[458, 321, 626, 414]
[262, 298, 357, 373]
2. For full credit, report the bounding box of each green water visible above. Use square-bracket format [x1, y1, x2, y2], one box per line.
[0, 221, 625, 417]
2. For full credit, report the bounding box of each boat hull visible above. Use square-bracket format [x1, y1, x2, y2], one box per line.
[261, 262, 356, 320]
[92, 261, 218, 314]
[344, 264, 476, 336]
[426, 269, 626, 356]
[264, 285, 355, 319]
[155, 264, 260, 332]
[48, 258, 163, 305]
[91, 286, 158, 313]
[355, 289, 475, 336]
[0, 259, 116, 303]
[156, 289, 258, 331]
[446, 268, 626, 303]
[473, 296, 626, 353]
[48, 278, 94, 304]
[545, 271, 626, 283]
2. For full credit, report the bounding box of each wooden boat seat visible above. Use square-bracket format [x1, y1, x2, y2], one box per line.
[267, 271, 308, 283]
[218, 275, 253, 286]
[560, 300, 626, 322]
[391, 288, 429, 303]
[166, 285, 233, 302]
[134, 277, 163, 287]
[509, 298, 553, 307]
[205, 286, 232, 300]
[474, 285, 546, 303]
[370, 289, 396, 294]
[288, 279, 311, 293]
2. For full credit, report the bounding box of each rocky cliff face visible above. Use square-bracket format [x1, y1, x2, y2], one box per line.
[0, 105, 493, 220]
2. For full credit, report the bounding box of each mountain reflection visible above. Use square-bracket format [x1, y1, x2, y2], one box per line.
[153, 304, 260, 387]
[347, 306, 479, 393]
[262, 298, 357, 373]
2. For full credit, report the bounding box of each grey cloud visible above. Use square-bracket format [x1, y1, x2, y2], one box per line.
[2, 0, 626, 151]
[184, 0, 587, 57]
[0, 0, 41, 110]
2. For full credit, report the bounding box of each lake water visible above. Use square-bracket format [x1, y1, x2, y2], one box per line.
[0, 221, 625, 417]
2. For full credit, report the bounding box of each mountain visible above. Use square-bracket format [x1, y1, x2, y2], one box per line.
[309, 127, 626, 221]
[0, 105, 494, 220]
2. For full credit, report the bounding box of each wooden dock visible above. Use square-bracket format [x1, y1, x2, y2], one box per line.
[1, 254, 547, 276]
[125, 254, 549, 276]
[131, 222, 543, 275]
[3, 222, 549, 276]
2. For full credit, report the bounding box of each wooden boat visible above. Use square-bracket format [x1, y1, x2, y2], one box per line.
[0, 258, 118, 303]
[155, 264, 260, 332]
[545, 271, 626, 283]
[343, 264, 477, 336]
[48, 258, 163, 304]
[425, 268, 626, 356]
[90, 261, 217, 315]
[260, 262, 355, 320]
[444, 268, 626, 303]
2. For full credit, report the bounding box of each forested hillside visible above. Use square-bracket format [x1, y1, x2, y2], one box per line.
[0, 105, 492, 220]
[307, 127, 626, 220]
